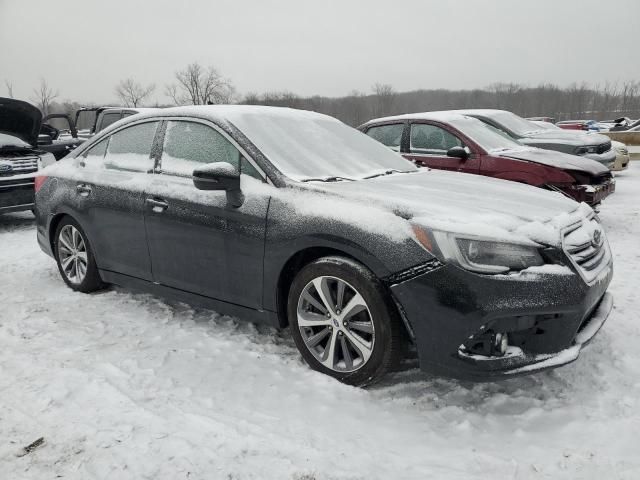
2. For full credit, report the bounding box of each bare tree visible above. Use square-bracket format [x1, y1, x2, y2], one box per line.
[4, 80, 13, 98]
[371, 83, 397, 117]
[166, 62, 234, 105]
[115, 78, 156, 107]
[32, 78, 59, 115]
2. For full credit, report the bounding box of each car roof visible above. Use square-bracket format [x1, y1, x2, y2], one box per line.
[362, 110, 481, 126]
[100, 107, 159, 115]
[129, 104, 336, 125]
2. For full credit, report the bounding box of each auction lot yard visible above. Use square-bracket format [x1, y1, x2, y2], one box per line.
[1, 165, 639, 480]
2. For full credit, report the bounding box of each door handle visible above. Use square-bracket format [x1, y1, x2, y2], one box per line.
[146, 197, 169, 213]
[76, 184, 92, 196]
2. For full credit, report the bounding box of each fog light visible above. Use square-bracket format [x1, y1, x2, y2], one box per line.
[492, 333, 509, 356]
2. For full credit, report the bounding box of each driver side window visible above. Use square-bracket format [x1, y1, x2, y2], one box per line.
[410, 124, 463, 155]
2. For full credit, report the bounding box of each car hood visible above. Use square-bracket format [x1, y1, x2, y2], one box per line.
[523, 129, 610, 146]
[496, 147, 609, 176]
[306, 169, 584, 246]
[0, 97, 42, 147]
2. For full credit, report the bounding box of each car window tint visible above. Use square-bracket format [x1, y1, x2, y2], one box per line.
[160, 121, 240, 177]
[99, 113, 122, 131]
[365, 124, 404, 151]
[81, 138, 108, 169]
[104, 121, 159, 172]
[410, 124, 463, 154]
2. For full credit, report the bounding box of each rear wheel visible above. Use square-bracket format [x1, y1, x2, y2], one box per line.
[54, 217, 104, 292]
[288, 256, 404, 386]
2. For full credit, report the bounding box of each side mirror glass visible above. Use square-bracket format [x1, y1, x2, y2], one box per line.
[447, 146, 470, 160]
[193, 162, 244, 207]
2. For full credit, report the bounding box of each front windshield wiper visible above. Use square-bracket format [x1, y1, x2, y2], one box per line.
[362, 169, 412, 180]
[300, 176, 356, 183]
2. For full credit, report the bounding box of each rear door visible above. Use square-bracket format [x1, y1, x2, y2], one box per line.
[144, 119, 270, 309]
[74, 120, 159, 280]
[404, 122, 479, 173]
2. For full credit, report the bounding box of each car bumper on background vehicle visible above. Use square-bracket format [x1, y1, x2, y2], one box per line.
[0, 176, 35, 214]
[585, 149, 616, 169]
[389, 260, 613, 380]
[612, 151, 630, 171]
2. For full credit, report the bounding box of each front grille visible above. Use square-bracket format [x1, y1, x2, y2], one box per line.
[562, 215, 611, 284]
[0, 155, 39, 176]
[596, 142, 611, 154]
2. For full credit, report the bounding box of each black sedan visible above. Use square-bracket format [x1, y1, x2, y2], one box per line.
[35, 106, 613, 385]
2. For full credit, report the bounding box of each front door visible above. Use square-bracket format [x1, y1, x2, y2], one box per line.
[403, 122, 479, 174]
[144, 119, 270, 309]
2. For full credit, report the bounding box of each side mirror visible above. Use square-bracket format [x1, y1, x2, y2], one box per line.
[37, 134, 53, 146]
[193, 162, 244, 207]
[447, 146, 470, 160]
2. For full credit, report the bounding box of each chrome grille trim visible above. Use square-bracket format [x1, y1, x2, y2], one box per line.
[561, 214, 611, 284]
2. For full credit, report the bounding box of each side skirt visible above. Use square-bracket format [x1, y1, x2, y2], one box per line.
[99, 270, 280, 328]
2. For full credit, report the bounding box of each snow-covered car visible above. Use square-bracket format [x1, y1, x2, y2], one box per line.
[0, 97, 56, 214]
[611, 141, 630, 172]
[34, 106, 613, 385]
[360, 112, 615, 206]
[455, 109, 617, 169]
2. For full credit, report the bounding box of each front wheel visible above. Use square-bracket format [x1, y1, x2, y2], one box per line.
[54, 217, 104, 292]
[288, 256, 405, 386]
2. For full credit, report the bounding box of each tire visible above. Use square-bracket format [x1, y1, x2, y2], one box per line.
[54, 216, 104, 293]
[288, 256, 405, 386]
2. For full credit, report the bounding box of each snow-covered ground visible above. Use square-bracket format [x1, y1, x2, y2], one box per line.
[1, 165, 639, 480]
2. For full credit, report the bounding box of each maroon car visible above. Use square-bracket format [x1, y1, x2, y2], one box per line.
[359, 112, 615, 206]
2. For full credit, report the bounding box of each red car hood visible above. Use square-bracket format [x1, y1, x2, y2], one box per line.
[497, 147, 609, 176]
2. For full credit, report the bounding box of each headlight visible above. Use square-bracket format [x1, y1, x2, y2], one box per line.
[412, 225, 544, 274]
[576, 146, 598, 155]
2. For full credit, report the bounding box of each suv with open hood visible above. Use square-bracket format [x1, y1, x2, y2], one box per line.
[0, 97, 56, 214]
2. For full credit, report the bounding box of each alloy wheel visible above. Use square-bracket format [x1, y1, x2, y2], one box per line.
[58, 225, 88, 285]
[297, 276, 375, 373]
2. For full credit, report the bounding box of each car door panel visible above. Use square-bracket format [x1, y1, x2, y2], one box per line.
[143, 120, 270, 310]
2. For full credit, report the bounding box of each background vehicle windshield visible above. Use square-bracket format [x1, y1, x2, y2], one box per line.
[488, 111, 542, 136]
[450, 116, 524, 151]
[228, 112, 417, 181]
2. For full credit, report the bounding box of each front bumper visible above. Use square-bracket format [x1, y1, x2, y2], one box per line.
[390, 261, 612, 380]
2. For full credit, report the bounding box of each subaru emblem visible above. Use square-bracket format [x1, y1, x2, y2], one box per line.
[592, 229, 602, 247]
[0, 163, 12, 173]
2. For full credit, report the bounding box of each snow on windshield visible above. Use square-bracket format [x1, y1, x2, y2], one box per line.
[449, 117, 523, 151]
[226, 110, 417, 181]
[489, 111, 542, 136]
[0, 132, 31, 149]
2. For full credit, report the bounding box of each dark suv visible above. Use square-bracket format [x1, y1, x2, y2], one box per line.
[35, 106, 613, 385]
[1, 97, 56, 214]
[360, 112, 615, 206]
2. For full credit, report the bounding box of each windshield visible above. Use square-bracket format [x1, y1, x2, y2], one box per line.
[228, 112, 417, 181]
[449, 116, 523, 151]
[485, 111, 542, 137]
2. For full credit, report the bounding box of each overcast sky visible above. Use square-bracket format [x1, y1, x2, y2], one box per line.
[1, 0, 639, 105]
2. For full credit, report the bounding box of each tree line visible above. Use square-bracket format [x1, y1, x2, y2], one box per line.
[5, 63, 640, 127]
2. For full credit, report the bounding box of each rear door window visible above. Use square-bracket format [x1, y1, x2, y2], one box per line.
[410, 124, 463, 155]
[103, 121, 159, 172]
[365, 124, 404, 151]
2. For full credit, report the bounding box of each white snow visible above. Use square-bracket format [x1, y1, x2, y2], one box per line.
[1, 165, 640, 479]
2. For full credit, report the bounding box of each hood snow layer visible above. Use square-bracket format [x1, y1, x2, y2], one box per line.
[498, 147, 609, 176]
